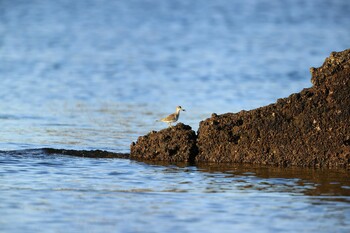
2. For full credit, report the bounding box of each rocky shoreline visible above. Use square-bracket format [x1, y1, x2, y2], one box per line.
[131, 49, 350, 169]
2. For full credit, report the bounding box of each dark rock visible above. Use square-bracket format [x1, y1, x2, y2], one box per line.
[130, 123, 198, 162]
[197, 49, 350, 168]
[43, 148, 130, 159]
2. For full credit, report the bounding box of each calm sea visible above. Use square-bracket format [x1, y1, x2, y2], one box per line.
[1, 0, 350, 232]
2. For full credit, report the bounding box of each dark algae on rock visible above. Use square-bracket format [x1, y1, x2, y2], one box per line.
[130, 123, 198, 162]
[197, 49, 350, 168]
[131, 49, 350, 168]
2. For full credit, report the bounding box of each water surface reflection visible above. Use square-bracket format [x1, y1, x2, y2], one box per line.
[142, 160, 350, 199]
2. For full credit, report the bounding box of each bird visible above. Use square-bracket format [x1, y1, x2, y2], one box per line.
[158, 106, 185, 127]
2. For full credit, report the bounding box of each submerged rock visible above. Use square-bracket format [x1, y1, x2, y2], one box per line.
[130, 123, 198, 162]
[43, 148, 130, 159]
[197, 49, 350, 168]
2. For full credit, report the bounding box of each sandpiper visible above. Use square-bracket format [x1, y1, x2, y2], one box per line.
[159, 106, 185, 127]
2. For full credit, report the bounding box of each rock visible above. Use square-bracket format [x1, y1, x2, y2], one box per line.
[129, 49, 350, 168]
[196, 50, 350, 168]
[197, 49, 350, 168]
[43, 148, 130, 159]
[130, 123, 198, 162]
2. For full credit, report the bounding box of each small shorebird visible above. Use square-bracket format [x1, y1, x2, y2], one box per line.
[158, 106, 185, 127]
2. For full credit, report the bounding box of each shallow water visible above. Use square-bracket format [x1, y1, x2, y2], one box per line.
[1, 150, 350, 233]
[1, 0, 350, 232]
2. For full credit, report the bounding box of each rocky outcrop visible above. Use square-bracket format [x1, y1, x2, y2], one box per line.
[130, 49, 350, 168]
[130, 123, 198, 162]
[197, 49, 350, 168]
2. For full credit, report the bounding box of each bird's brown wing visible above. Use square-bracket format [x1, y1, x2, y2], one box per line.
[161, 113, 176, 122]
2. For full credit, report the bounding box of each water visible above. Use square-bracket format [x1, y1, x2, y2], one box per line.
[1, 151, 350, 233]
[1, 0, 350, 232]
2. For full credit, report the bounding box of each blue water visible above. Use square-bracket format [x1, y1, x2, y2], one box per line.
[1, 0, 350, 232]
